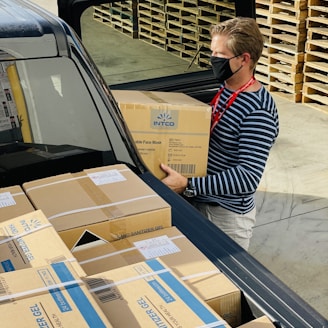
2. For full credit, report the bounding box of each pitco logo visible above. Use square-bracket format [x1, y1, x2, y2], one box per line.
[151, 109, 178, 129]
[20, 218, 43, 232]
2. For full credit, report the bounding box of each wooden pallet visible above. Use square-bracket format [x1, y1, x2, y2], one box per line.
[302, 83, 328, 113]
[139, 24, 166, 49]
[198, 7, 221, 24]
[197, 42, 211, 68]
[166, 20, 198, 41]
[303, 48, 328, 109]
[258, 20, 271, 39]
[307, 0, 328, 86]
[165, 3, 198, 25]
[270, 2, 308, 21]
[200, 0, 235, 11]
[166, 30, 198, 60]
[270, 55, 304, 73]
[269, 48, 305, 65]
[307, 0, 328, 6]
[256, 0, 270, 26]
[166, 0, 197, 4]
[256, 45, 270, 85]
[93, 7, 111, 25]
[138, 2, 165, 18]
[93, 2, 138, 38]
[256, 0, 270, 7]
[270, 0, 308, 11]
[268, 83, 303, 102]
[256, 66, 270, 85]
[139, 0, 165, 9]
[268, 20, 307, 53]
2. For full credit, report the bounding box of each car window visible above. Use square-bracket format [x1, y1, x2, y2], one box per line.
[79, 2, 236, 86]
[0, 57, 111, 150]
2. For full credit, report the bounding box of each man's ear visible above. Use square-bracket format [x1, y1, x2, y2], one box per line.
[242, 52, 252, 63]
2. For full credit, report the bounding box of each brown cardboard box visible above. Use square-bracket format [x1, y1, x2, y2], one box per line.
[237, 315, 276, 327]
[0, 209, 85, 277]
[0, 185, 35, 223]
[113, 90, 211, 180]
[74, 226, 241, 327]
[23, 164, 171, 249]
[0, 262, 113, 327]
[85, 258, 231, 328]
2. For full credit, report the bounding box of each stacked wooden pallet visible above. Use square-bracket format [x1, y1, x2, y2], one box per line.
[165, 0, 199, 62]
[93, 0, 235, 67]
[255, 0, 271, 85]
[93, 2, 138, 38]
[256, 0, 308, 102]
[165, 0, 235, 66]
[197, 0, 231, 66]
[138, 0, 166, 49]
[302, 0, 328, 111]
[93, 0, 328, 110]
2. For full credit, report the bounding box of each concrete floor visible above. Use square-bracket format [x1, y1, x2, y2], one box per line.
[31, 0, 328, 320]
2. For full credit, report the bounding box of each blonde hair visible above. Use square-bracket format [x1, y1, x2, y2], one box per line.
[210, 17, 264, 70]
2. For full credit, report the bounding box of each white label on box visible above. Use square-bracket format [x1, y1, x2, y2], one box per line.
[0, 192, 16, 208]
[134, 235, 181, 259]
[88, 169, 126, 185]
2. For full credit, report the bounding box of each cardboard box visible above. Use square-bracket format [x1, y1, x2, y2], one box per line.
[0, 185, 35, 223]
[237, 315, 276, 327]
[0, 262, 113, 327]
[0, 209, 85, 277]
[113, 90, 211, 179]
[23, 164, 171, 250]
[85, 258, 231, 328]
[74, 226, 241, 326]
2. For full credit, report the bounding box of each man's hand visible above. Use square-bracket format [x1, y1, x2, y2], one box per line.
[160, 163, 188, 194]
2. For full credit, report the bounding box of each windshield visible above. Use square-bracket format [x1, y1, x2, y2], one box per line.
[0, 48, 141, 172]
[0, 57, 110, 149]
[79, 3, 236, 86]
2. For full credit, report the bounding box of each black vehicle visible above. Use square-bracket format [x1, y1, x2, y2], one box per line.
[0, 0, 327, 327]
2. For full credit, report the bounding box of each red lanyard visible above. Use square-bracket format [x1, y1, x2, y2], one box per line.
[210, 76, 256, 134]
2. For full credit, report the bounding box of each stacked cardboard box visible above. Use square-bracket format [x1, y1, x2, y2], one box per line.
[85, 258, 231, 327]
[113, 90, 211, 180]
[74, 226, 242, 327]
[0, 261, 113, 327]
[0, 179, 279, 327]
[23, 164, 171, 249]
[0, 164, 278, 327]
[237, 315, 276, 327]
[0, 185, 35, 222]
[0, 210, 84, 277]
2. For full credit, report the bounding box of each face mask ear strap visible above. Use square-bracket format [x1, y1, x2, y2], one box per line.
[232, 65, 243, 75]
[230, 54, 242, 60]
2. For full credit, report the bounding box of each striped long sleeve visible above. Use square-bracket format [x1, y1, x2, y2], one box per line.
[192, 86, 279, 214]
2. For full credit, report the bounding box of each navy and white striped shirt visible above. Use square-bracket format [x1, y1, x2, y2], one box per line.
[191, 85, 279, 214]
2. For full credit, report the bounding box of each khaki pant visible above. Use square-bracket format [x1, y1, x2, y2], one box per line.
[193, 202, 256, 251]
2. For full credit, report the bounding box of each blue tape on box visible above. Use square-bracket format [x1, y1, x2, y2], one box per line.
[146, 259, 226, 328]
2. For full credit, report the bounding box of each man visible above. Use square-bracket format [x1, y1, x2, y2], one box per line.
[160, 17, 279, 250]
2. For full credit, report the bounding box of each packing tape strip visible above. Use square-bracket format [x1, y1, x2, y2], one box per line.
[180, 270, 221, 281]
[11, 191, 25, 197]
[197, 321, 228, 328]
[0, 279, 83, 302]
[24, 167, 131, 192]
[24, 175, 87, 192]
[47, 194, 160, 220]
[77, 234, 185, 264]
[87, 268, 171, 293]
[0, 223, 52, 245]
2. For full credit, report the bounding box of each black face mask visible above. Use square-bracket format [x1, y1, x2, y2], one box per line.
[210, 55, 240, 83]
